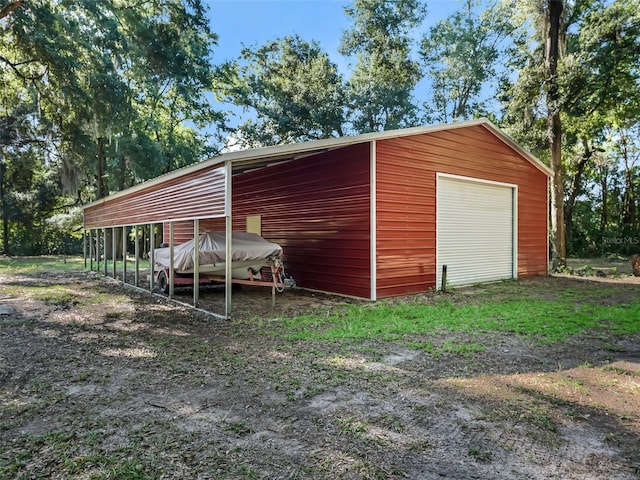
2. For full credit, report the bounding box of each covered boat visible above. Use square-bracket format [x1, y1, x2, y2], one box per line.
[154, 231, 283, 280]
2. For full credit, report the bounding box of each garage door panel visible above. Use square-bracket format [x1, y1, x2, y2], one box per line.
[437, 176, 515, 288]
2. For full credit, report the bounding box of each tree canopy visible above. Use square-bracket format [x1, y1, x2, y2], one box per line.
[1, 0, 221, 253]
[340, 0, 426, 132]
[217, 35, 346, 148]
[1, 0, 639, 259]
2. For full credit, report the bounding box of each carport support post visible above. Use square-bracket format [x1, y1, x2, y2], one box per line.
[122, 226, 127, 284]
[193, 219, 200, 306]
[224, 161, 232, 319]
[149, 223, 155, 292]
[83, 230, 87, 268]
[169, 221, 175, 299]
[134, 225, 140, 287]
[102, 228, 107, 276]
[88, 230, 93, 271]
[112, 227, 117, 279]
[96, 229, 100, 271]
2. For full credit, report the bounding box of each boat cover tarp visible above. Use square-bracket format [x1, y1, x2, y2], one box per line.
[154, 232, 283, 272]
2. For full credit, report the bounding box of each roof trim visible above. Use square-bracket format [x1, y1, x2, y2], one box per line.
[477, 121, 552, 176]
[83, 118, 551, 210]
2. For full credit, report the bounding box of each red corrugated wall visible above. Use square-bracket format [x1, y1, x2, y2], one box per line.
[375, 125, 548, 298]
[231, 143, 372, 298]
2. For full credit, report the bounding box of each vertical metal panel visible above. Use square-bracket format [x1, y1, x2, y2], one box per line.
[122, 226, 127, 282]
[169, 222, 175, 299]
[225, 161, 232, 318]
[112, 227, 116, 279]
[193, 219, 200, 306]
[436, 175, 514, 287]
[149, 224, 155, 291]
[102, 228, 107, 276]
[231, 143, 371, 298]
[370, 141, 377, 301]
[134, 226, 140, 287]
[89, 230, 93, 270]
[376, 125, 549, 298]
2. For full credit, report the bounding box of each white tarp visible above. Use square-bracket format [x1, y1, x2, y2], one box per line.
[154, 231, 283, 272]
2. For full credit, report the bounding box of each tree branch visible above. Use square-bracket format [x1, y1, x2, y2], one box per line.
[0, 0, 24, 21]
[0, 54, 43, 81]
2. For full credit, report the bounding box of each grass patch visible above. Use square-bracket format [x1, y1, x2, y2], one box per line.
[409, 339, 486, 358]
[282, 292, 640, 344]
[0, 256, 85, 274]
[36, 285, 82, 308]
[0, 256, 150, 276]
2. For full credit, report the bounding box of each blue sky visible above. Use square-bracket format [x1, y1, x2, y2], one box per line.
[205, 0, 463, 69]
[202, 0, 466, 135]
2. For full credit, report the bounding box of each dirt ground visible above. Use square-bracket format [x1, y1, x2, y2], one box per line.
[1, 267, 639, 479]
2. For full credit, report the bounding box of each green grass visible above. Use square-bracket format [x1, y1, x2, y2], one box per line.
[0, 428, 155, 480]
[408, 339, 486, 357]
[0, 256, 85, 274]
[281, 293, 640, 344]
[0, 256, 150, 276]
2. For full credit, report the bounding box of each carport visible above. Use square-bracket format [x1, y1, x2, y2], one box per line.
[83, 132, 374, 319]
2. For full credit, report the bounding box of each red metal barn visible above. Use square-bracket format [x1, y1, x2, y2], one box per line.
[83, 120, 551, 315]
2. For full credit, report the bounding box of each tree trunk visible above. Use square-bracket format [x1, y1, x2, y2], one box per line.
[564, 138, 592, 254]
[0, 160, 8, 255]
[95, 137, 108, 199]
[545, 0, 565, 271]
[599, 170, 608, 241]
[117, 154, 126, 191]
[620, 133, 636, 229]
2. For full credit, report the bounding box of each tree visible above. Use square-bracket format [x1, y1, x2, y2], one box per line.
[499, 0, 640, 262]
[340, 0, 426, 132]
[2, 0, 220, 199]
[1, 0, 221, 254]
[217, 35, 346, 148]
[545, 0, 565, 270]
[420, 0, 515, 123]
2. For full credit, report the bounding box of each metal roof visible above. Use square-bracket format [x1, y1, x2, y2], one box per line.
[83, 118, 551, 209]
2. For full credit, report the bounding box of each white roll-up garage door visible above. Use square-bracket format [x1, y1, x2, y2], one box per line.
[436, 174, 516, 289]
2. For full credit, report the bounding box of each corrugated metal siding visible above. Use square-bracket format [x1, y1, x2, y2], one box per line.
[231, 144, 371, 298]
[436, 177, 514, 287]
[84, 165, 226, 228]
[161, 218, 225, 245]
[376, 125, 548, 298]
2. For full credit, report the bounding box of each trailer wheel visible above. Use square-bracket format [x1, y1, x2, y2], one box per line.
[158, 270, 170, 294]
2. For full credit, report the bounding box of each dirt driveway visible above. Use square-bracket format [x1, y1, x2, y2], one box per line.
[1, 269, 639, 479]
